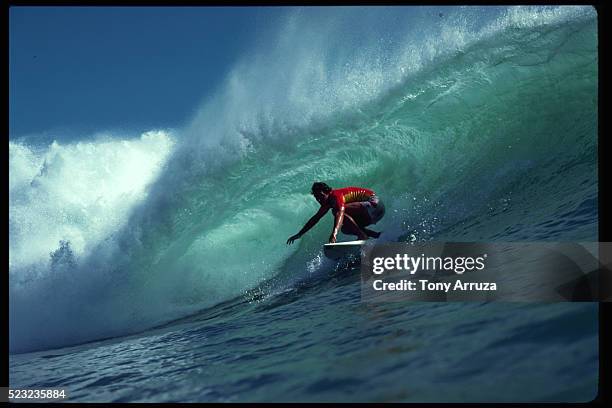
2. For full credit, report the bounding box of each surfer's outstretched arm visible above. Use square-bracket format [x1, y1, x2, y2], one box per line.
[287, 205, 330, 244]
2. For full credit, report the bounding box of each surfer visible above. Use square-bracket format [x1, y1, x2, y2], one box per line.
[287, 182, 385, 244]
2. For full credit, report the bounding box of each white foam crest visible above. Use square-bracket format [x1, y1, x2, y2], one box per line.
[9, 131, 176, 276]
[179, 6, 595, 168]
[483, 5, 595, 35]
[179, 8, 440, 163]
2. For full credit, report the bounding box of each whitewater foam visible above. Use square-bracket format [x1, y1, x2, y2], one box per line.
[9, 131, 175, 277]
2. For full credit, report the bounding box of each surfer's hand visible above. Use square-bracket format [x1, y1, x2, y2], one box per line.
[328, 234, 337, 244]
[287, 234, 301, 245]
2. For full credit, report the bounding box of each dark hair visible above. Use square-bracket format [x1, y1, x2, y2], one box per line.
[311, 182, 332, 195]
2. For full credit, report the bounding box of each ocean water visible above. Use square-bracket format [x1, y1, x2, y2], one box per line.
[9, 6, 598, 402]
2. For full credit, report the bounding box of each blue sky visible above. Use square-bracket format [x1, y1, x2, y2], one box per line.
[9, 7, 285, 141]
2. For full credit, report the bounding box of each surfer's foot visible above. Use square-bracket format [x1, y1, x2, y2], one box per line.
[357, 232, 369, 240]
[364, 228, 381, 238]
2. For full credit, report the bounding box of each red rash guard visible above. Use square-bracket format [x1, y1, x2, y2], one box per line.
[328, 186, 376, 211]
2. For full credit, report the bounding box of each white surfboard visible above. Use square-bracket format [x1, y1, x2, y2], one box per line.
[323, 240, 366, 260]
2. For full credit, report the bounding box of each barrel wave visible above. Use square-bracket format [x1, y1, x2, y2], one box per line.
[9, 6, 597, 354]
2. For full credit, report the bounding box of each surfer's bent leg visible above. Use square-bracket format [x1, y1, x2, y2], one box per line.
[340, 213, 369, 240]
[344, 202, 370, 225]
[344, 201, 383, 238]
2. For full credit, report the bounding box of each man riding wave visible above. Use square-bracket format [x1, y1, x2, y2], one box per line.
[287, 182, 385, 244]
